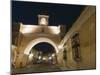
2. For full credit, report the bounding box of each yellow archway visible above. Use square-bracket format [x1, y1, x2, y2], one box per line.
[24, 37, 59, 55]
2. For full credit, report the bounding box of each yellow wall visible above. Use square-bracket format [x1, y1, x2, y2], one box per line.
[12, 6, 96, 70]
[63, 6, 96, 70]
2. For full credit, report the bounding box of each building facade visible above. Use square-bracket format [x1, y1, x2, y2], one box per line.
[12, 6, 96, 70]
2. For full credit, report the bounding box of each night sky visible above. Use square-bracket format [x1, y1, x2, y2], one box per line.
[12, 1, 85, 53]
[12, 1, 85, 28]
[33, 42, 55, 54]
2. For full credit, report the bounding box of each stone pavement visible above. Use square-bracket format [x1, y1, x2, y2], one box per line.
[12, 63, 62, 75]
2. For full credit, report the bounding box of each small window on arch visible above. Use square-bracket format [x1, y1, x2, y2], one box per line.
[71, 32, 81, 62]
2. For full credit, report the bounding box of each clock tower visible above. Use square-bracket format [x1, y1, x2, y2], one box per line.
[38, 15, 49, 26]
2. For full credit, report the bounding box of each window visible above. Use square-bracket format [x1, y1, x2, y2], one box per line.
[63, 48, 67, 61]
[71, 32, 80, 62]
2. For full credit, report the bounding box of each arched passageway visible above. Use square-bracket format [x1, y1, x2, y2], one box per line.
[13, 38, 61, 73]
[28, 42, 58, 64]
[24, 37, 59, 55]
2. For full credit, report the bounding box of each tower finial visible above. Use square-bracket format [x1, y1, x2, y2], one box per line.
[41, 10, 48, 15]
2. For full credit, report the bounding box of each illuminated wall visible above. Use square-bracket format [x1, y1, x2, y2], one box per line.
[59, 6, 96, 70]
[19, 23, 60, 34]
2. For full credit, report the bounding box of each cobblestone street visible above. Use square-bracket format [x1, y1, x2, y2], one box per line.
[12, 63, 62, 74]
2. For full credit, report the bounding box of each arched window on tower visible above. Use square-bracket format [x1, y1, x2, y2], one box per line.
[71, 32, 81, 62]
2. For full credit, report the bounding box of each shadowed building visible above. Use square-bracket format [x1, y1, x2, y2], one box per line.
[58, 6, 96, 70]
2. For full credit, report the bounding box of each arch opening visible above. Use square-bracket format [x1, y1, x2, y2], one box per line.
[24, 38, 59, 64]
[30, 42, 57, 64]
[33, 42, 55, 54]
[24, 37, 59, 55]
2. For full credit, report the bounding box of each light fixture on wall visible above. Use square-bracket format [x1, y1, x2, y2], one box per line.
[58, 45, 63, 50]
[29, 53, 34, 60]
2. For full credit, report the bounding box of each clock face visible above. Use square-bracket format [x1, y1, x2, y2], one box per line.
[40, 17, 47, 25]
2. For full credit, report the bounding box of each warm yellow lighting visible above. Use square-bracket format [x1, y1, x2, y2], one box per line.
[20, 24, 39, 34]
[24, 37, 58, 55]
[49, 57, 52, 60]
[12, 45, 17, 51]
[49, 26, 60, 34]
[58, 45, 63, 49]
[38, 56, 42, 59]
[40, 17, 47, 25]
[22, 26, 33, 33]
[38, 15, 49, 25]
[29, 53, 34, 60]
[43, 57, 46, 60]
[52, 54, 55, 57]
